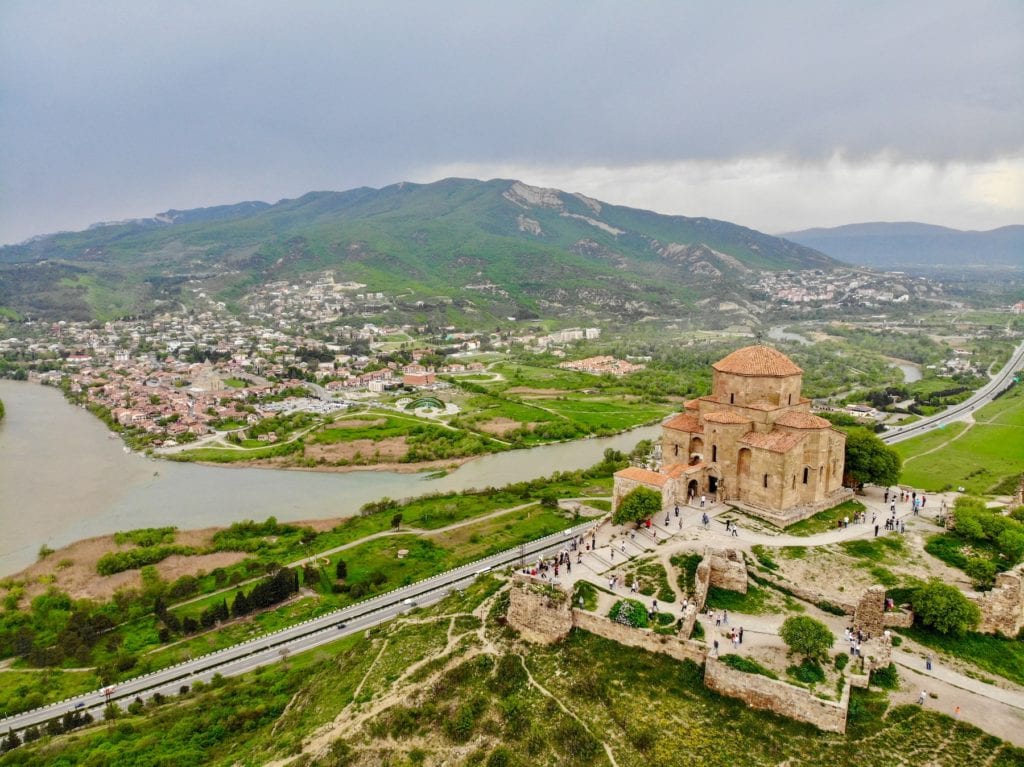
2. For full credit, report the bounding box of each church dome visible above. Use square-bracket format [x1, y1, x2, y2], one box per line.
[712, 346, 802, 377]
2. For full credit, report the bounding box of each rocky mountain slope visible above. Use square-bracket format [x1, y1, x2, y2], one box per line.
[0, 178, 838, 321]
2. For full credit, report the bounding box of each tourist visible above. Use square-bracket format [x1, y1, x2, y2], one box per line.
[700, 494, 706, 508]
[955, 705, 960, 719]
[926, 655, 932, 671]
[715, 613, 722, 627]
[922, 494, 927, 508]
[918, 689, 927, 705]
[675, 504, 680, 517]
[713, 639, 719, 657]
[732, 631, 739, 649]
[723, 609, 729, 625]
[731, 522, 739, 538]
[738, 626, 744, 644]
[874, 524, 879, 537]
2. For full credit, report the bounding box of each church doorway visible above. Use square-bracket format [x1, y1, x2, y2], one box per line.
[687, 479, 699, 501]
[708, 476, 718, 495]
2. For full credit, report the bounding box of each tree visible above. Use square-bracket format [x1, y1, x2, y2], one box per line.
[844, 428, 901, 487]
[912, 580, 980, 636]
[964, 557, 997, 588]
[335, 559, 348, 580]
[779, 615, 834, 663]
[613, 486, 662, 526]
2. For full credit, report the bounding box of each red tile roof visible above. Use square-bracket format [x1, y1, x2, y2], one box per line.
[614, 466, 670, 487]
[774, 411, 832, 429]
[664, 413, 703, 433]
[683, 399, 700, 411]
[712, 346, 802, 377]
[739, 431, 805, 453]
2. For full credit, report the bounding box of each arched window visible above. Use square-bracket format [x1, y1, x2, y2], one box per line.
[674, 443, 679, 456]
[788, 393, 792, 405]
[729, 393, 735, 404]
[763, 474, 768, 488]
[712, 445, 717, 462]
[802, 467, 809, 484]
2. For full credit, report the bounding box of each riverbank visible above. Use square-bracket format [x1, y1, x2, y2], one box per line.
[0, 379, 660, 576]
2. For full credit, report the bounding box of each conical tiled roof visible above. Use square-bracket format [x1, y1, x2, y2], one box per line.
[712, 346, 802, 377]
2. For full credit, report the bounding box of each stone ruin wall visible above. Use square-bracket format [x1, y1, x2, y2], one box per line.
[704, 657, 849, 734]
[508, 576, 864, 733]
[571, 609, 707, 665]
[973, 569, 1024, 637]
[730, 486, 855, 528]
[505, 578, 573, 644]
[694, 547, 747, 610]
[853, 584, 913, 636]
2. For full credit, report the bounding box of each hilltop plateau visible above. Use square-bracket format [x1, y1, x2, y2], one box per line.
[0, 178, 837, 322]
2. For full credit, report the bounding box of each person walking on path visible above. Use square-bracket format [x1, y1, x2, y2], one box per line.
[926, 655, 933, 671]
[712, 639, 719, 657]
[700, 494, 706, 508]
[875, 524, 880, 537]
[738, 626, 744, 644]
[918, 689, 927, 705]
[731, 522, 739, 537]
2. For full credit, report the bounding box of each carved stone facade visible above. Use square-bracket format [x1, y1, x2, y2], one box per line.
[614, 346, 850, 526]
[972, 568, 1024, 637]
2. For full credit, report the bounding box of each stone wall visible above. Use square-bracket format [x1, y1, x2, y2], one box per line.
[704, 657, 849, 733]
[694, 547, 747, 610]
[853, 585, 887, 636]
[973, 569, 1024, 636]
[572, 609, 707, 665]
[506, 578, 573, 644]
[883, 608, 914, 629]
[730, 487, 855, 527]
[678, 603, 698, 640]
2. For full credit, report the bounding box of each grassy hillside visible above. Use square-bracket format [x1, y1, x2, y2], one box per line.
[4, 578, 1020, 767]
[0, 178, 838, 320]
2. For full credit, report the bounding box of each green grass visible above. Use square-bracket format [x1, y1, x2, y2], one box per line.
[899, 626, 1024, 687]
[222, 377, 247, 388]
[839, 534, 906, 562]
[704, 584, 774, 614]
[895, 385, 1024, 493]
[719, 654, 778, 679]
[670, 552, 703, 594]
[0, 669, 101, 718]
[784, 500, 867, 536]
[623, 558, 676, 603]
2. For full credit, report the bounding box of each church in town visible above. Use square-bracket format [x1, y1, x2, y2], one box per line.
[613, 345, 851, 526]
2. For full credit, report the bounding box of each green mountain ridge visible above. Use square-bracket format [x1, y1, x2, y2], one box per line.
[0, 178, 839, 321]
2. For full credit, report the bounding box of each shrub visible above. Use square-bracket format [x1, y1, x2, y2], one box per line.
[719, 653, 778, 679]
[834, 653, 849, 671]
[608, 599, 649, 628]
[871, 662, 900, 689]
[780, 616, 834, 662]
[912, 580, 981, 636]
[788, 658, 826, 685]
[613, 486, 661, 525]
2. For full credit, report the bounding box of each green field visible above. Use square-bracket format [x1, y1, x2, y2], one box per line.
[895, 384, 1024, 493]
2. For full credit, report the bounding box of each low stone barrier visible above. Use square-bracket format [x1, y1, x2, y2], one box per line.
[704, 656, 850, 733]
[571, 609, 707, 665]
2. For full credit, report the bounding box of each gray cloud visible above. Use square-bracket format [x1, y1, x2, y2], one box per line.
[1, 0, 1021, 242]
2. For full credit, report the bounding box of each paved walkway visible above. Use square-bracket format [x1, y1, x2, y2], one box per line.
[531, 482, 1024, 744]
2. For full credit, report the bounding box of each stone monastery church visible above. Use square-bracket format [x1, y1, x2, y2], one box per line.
[614, 345, 851, 526]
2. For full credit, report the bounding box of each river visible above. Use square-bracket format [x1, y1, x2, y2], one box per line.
[0, 381, 659, 576]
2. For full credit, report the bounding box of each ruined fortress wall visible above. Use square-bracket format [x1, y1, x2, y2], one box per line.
[882, 609, 914, 629]
[853, 585, 887, 636]
[694, 547, 747, 610]
[750, 571, 856, 615]
[973, 570, 1024, 637]
[571, 610, 707, 665]
[506, 581, 573, 644]
[704, 657, 849, 734]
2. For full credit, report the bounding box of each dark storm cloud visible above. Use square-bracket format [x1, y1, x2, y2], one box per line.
[1, 0, 1021, 242]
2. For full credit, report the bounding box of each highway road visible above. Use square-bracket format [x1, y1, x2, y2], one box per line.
[881, 339, 1024, 445]
[0, 521, 598, 734]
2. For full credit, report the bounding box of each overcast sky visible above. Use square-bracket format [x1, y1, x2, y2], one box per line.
[1, 1, 1021, 244]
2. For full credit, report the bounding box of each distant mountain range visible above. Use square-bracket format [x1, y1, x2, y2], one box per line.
[781, 222, 1024, 269]
[0, 178, 838, 321]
